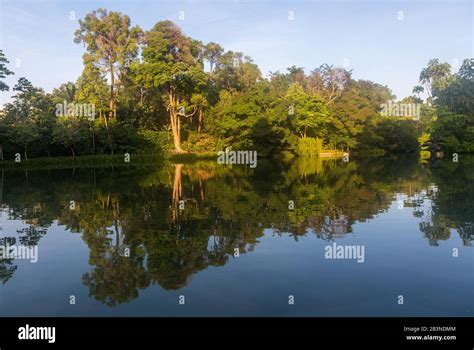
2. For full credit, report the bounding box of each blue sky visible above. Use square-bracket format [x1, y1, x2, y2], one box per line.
[0, 0, 472, 106]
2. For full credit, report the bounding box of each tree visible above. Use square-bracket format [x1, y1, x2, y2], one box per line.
[325, 78, 395, 150]
[419, 59, 451, 99]
[307, 64, 352, 104]
[358, 119, 420, 154]
[134, 21, 207, 153]
[8, 118, 39, 161]
[76, 58, 110, 107]
[190, 93, 208, 132]
[52, 82, 76, 103]
[2, 78, 52, 160]
[74, 9, 142, 119]
[75, 57, 110, 153]
[434, 59, 474, 115]
[420, 58, 474, 154]
[208, 80, 288, 155]
[0, 50, 14, 91]
[52, 116, 89, 157]
[0, 118, 8, 161]
[212, 51, 261, 95]
[412, 85, 424, 99]
[286, 65, 307, 87]
[285, 82, 329, 138]
[203, 42, 223, 72]
[0, 50, 14, 159]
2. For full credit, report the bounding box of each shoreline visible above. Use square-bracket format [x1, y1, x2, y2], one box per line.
[0, 150, 458, 170]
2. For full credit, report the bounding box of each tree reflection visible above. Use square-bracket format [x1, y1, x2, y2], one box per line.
[0, 156, 472, 305]
[0, 237, 17, 284]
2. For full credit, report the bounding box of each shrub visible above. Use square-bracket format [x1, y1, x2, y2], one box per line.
[138, 130, 172, 153]
[182, 132, 218, 153]
[297, 137, 323, 156]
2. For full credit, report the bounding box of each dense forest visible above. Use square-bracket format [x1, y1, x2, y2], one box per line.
[0, 8, 473, 161]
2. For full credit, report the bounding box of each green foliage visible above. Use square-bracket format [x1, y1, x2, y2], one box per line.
[417, 58, 474, 155]
[74, 8, 142, 116]
[431, 109, 474, 153]
[285, 82, 329, 138]
[296, 137, 323, 156]
[208, 81, 287, 156]
[2, 78, 53, 159]
[138, 130, 172, 152]
[182, 132, 218, 153]
[52, 116, 90, 156]
[357, 118, 420, 154]
[74, 57, 109, 115]
[0, 50, 14, 91]
[1, 15, 473, 161]
[327, 80, 393, 150]
[52, 82, 76, 103]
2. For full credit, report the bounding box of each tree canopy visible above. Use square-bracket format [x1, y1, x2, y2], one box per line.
[0, 10, 472, 161]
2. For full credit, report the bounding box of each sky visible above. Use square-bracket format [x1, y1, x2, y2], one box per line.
[0, 0, 472, 106]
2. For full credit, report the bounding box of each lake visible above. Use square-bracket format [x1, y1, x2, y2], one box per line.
[0, 156, 472, 316]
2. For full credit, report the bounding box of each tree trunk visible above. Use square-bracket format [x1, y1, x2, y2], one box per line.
[199, 178, 204, 201]
[169, 91, 184, 153]
[171, 111, 184, 153]
[71, 147, 75, 158]
[197, 109, 203, 133]
[90, 123, 96, 154]
[24, 145, 28, 161]
[109, 64, 115, 119]
[92, 129, 96, 154]
[104, 115, 114, 155]
[0, 144, 3, 161]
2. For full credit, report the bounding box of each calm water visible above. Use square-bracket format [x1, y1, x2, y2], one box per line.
[0, 156, 472, 316]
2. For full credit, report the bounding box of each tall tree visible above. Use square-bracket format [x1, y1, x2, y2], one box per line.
[213, 51, 261, 95]
[2, 78, 53, 160]
[285, 82, 329, 138]
[74, 9, 142, 119]
[0, 50, 14, 91]
[190, 93, 208, 132]
[74, 55, 110, 153]
[134, 21, 206, 153]
[307, 64, 352, 104]
[203, 42, 223, 72]
[412, 85, 424, 99]
[52, 115, 89, 157]
[52, 82, 76, 103]
[75, 55, 109, 121]
[0, 50, 14, 160]
[419, 59, 451, 99]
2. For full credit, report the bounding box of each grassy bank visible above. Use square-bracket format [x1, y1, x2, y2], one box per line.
[0, 148, 424, 170]
[0, 153, 165, 170]
[0, 150, 220, 170]
[167, 152, 216, 163]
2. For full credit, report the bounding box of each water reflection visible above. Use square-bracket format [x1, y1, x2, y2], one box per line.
[0, 156, 472, 308]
